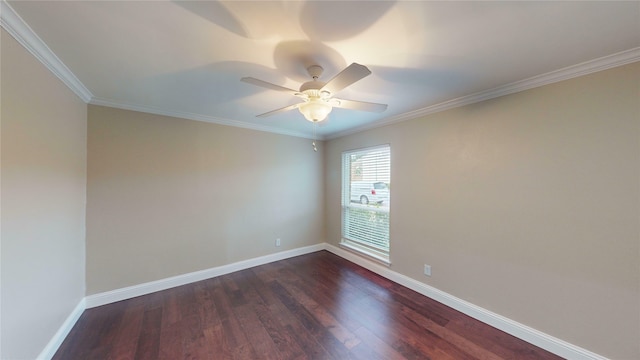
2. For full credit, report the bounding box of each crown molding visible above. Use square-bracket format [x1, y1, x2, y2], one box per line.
[0, 0, 93, 103]
[90, 97, 320, 140]
[327, 47, 640, 140]
[0, 0, 318, 141]
[3, 0, 636, 141]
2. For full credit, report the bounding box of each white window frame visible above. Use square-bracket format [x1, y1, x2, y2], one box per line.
[340, 144, 391, 265]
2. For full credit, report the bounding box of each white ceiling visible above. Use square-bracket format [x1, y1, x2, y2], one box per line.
[4, 1, 640, 139]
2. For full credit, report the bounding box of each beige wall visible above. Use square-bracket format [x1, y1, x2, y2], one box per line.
[325, 62, 640, 359]
[1, 29, 87, 359]
[86, 105, 324, 294]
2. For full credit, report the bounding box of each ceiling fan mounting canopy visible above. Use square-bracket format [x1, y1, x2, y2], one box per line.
[241, 62, 387, 122]
[306, 65, 324, 79]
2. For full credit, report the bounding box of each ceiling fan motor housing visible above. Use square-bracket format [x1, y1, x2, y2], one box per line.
[299, 80, 328, 93]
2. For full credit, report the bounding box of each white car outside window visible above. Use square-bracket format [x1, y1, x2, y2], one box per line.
[350, 181, 389, 205]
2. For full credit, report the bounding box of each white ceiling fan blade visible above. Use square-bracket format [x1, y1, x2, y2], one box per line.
[256, 103, 302, 118]
[241, 77, 299, 95]
[321, 63, 371, 95]
[332, 98, 387, 113]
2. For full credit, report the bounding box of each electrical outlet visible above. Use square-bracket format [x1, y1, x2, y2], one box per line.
[276, 238, 281, 247]
[424, 264, 432, 276]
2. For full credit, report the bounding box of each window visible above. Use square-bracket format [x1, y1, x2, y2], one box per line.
[341, 145, 391, 263]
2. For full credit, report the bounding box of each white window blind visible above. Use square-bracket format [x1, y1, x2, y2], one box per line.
[341, 145, 390, 263]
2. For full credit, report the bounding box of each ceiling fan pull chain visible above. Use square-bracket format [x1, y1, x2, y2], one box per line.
[312, 122, 318, 152]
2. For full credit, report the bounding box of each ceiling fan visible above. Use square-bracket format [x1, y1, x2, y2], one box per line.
[241, 63, 387, 123]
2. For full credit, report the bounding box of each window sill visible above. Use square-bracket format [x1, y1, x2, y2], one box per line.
[339, 240, 391, 266]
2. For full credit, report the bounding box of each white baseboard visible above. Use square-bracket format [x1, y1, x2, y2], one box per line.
[85, 243, 325, 308]
[40, 242, 606, 360]
[324, 243, 607, 360]
[36, 297, 86, 360]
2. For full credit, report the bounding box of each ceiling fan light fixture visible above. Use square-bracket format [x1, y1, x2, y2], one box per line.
[299, 99, 332, 122]
[242, 62, 386, 122]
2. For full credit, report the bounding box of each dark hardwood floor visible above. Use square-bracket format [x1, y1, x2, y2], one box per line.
[53, 251, 563, 359]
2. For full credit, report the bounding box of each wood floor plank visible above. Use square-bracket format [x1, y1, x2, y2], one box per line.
[256, 278, 334, 359]
[160, 287, 181, 327]
[279, 258, 367, 333]
[110, 302, 145, 359]
[194, 281, 221, 328]
[350, 293, 461, 360]
[202, 324, 227, 357]
[210, 281, 260, 358]
[233, 270, 307, 359]
[399, 304, 503, 360]
[232, 302, 281, 358]
[158, 320, 184, 360]
[269, 280, 352, 359]
[275, 275, 361, 349]
[181, 313, 207, 359]
[350, 326, 406, 360]
[134, 307, 163, 360]
[53, 251, 563, 360]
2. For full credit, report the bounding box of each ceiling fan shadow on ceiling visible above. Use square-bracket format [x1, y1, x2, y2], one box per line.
[241, 63, 388, 123]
